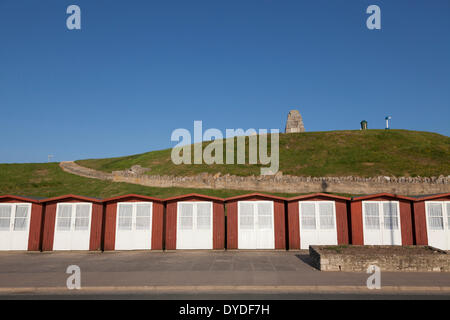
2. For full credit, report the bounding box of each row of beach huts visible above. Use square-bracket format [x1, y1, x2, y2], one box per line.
[0, 192, 449, 252]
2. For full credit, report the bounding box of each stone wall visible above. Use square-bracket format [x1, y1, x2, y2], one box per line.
[61, 161, 450, 196]
[309, 246, 450, 272]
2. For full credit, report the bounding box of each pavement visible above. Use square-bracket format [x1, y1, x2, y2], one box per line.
[0, 250, 449, 298]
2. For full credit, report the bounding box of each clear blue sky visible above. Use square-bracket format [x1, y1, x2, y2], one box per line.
[0, 0, 449, 163]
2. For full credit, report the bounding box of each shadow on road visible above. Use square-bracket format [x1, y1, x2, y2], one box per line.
[294, 254, 318, 270]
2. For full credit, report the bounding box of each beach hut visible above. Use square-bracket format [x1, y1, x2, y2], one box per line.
[413, 193, 450, 250]
[41, 195, 103, 251]
[350, 193, 415, 246]
[286, 193, 351, 250]
[225, 193, 286, 250]
[103, 194, 164, 250]
[165, 194, 225, 250]
[0, 195, 43, 251]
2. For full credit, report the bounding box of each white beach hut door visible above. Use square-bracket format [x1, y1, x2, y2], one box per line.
[115, 202, 153, 250]
[238, 202, 256, 249]
[363, 201, 401, 245]
[176, 202, 213, 249]
[0, 204, 31, 251]
[299, 202, 338, 249]
[425, 202, 450, 250]
[238, 201, 275, 249]
[53, 203, 92, 250]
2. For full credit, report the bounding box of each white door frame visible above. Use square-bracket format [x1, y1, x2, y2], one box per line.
[114, 202, 153, 250]
[362, 201, 402, 245]
[0, 203, 32, 251]
[176, 201, 213, 249]
[298, 201, 338, 249]
[237, 200, 275, 249]
[53, 202, 92, 251]
[425, 201, 450, 250]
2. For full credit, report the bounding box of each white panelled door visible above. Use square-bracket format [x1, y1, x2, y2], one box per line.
[0, 203, 31, 251]
[425, 202, 450, 250]
[53, 203, 92, 250]
[299, 201, 338, 249]
[362, 201, 402, 245]
[115, 202, 153, 250]
[238, 201, 275, 249]
[176, 202, 213, 249]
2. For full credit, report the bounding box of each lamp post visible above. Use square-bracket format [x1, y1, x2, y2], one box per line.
[385, 116, 391, 130]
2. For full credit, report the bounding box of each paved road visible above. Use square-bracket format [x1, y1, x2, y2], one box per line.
[0, 251, 449, 299]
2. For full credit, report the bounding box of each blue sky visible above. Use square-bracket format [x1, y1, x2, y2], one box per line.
[0, 0, 449, 163]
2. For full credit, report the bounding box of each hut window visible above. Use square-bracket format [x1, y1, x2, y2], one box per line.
[447, 203, 450, 226]
[383, 202, 399, 230]
[300, 203, 316, 230]
[56, 204, 72, 231]
[74, 204, 90, 231]
[427, 203, 444, 230]
[13, 205, 30, 231]
[196, 203, 212, 230]
[0, 205, 12, 231]
[179, 203, 194, 230]
[135, 203, 152, 230]
[239, 202, 254, 230]
[56, 203, 92, 232]
[257, 202, 273, 228]
[117, 204, 133, 230]
[364, 202, 380, 230]
[319, 202, 335, 229]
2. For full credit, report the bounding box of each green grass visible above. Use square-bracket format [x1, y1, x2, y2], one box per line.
[77, 129, 450, 177]
[0, 163, 299, 199]
[1, 129, 448, 199]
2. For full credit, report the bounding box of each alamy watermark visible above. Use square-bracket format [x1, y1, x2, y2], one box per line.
[366, 264, 381, 290]
[171, 121, 279, 175]
[66, 265, 81, 290]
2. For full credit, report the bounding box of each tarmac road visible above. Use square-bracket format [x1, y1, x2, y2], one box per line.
[0, 251, 449, 299]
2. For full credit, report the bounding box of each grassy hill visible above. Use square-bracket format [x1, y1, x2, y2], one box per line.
[1, 129, 448, 199]
[0, 163, 294, 199]
[77, 129, 450, 178]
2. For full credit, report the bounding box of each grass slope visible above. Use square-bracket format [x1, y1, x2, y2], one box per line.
[77, 130, 450, 177]
[0, 163, 296, 199]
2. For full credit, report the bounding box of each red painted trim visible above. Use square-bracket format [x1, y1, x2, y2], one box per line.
[41, 203, 57, 251]
[399, 200, 414, 245]
[226, 201, 238, 249]
[103, 203, 117, 251]
[287, 201, 300, 250]
[352, 193, 416, 201]
[350, 201, 364, 245]
[273, 200, 286, 249]
[165, 202, 177, 250]
[89, 203, 103, 251]
[413, 201, 428, 245]
[151, 202, 164, 250]
[164, 193, 224, 202]
[103, 194, 164, 203]
[28, 203, 44, 251]
[335, 200, 350, 245]
[213, 202, 225, 249]
[40, 194, 102, 204]
[415, 194, 450, 201]
[225, 193, 286, 202]
[0, 195, 40, 203]
[286, 193, 350, 202]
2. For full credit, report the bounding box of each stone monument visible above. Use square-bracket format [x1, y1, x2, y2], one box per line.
[285, 110, 305, 133]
